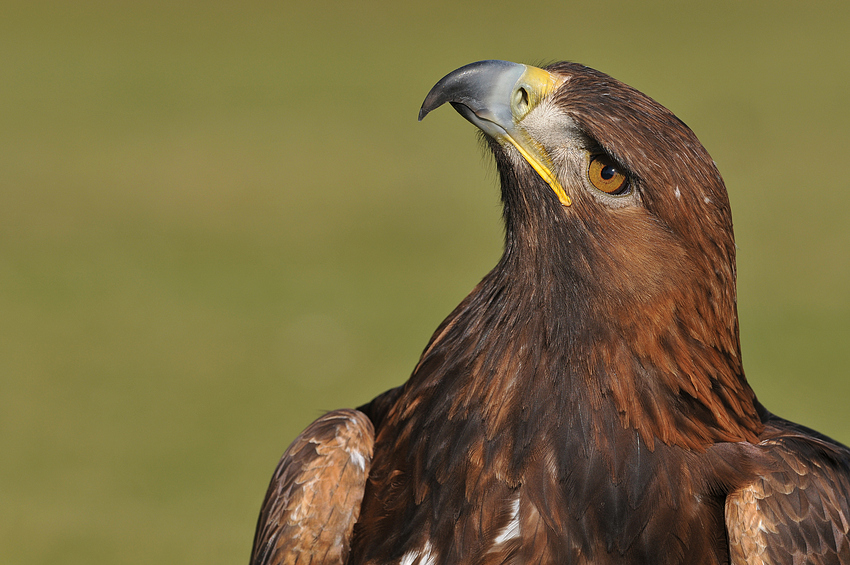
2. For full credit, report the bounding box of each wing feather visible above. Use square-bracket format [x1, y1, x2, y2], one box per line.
[726, 416, 850, 565]
[250, 409, 375, 565]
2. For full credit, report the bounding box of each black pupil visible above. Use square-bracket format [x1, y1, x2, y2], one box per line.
[600, 165, 617, 180]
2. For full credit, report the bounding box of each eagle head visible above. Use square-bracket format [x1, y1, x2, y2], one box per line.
[419, 60, 762, 449]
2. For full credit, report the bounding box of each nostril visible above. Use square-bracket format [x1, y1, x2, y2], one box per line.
[513, 87, 530, 115]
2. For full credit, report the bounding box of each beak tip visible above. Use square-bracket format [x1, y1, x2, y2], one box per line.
[417, 60, 527, 128]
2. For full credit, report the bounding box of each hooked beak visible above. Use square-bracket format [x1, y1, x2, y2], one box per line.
[419, 60, 570, 206]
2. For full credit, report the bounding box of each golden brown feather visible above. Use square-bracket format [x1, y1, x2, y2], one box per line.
[250, 409, 374, 565]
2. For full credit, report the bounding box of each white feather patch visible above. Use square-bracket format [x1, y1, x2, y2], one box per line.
[493, 497, 521, 546]
[348, 450, 366, 472]
[400, 541, 436, 565]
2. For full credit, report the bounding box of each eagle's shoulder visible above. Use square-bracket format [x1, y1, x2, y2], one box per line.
[726, 413, 850, 565]
[250, 409, 374, 565]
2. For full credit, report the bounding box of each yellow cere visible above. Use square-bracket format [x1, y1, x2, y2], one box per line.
[507, 66, 571, 206]
[519, 66, 567, 108]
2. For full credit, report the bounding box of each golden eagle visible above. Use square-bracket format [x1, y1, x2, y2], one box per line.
[249, 60, 850, 565]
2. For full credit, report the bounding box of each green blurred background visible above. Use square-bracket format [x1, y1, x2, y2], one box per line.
[1, 1, 848, 563]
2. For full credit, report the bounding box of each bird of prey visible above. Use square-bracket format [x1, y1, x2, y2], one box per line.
[250, 60, 850, 565]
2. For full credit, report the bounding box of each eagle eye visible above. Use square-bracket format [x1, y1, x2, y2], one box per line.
[587, 154, 630, 196]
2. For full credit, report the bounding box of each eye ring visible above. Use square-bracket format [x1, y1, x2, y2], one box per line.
[587, 154, 630, 196]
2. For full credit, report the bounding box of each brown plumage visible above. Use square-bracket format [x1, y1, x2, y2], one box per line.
[251, 410, 374, 565]
[250, 60, 850, 565]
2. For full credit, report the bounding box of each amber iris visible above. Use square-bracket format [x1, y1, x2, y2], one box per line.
[588, 154, 630, 195]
